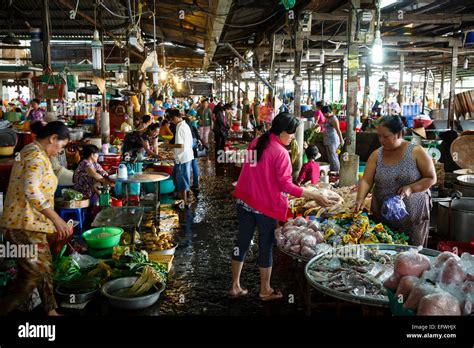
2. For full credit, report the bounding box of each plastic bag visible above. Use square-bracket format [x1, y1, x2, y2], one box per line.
[71, 252, 98, 270]
[381, 195, 408, 221]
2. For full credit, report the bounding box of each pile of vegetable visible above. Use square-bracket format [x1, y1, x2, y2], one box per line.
[61, 188, 83, 201]
[288, 184, 372, 217]
[275, 213, 409, 259]
[323, 212, 409, 246]
[54, 250, 168, 295]
[306, 246, 395, 299]
[384, 250, 474, 316]
[128, 265, 163, 296]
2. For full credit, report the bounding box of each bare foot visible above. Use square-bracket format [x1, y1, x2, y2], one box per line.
[259, 289, 283, 301]
[228, 286, 248, 298]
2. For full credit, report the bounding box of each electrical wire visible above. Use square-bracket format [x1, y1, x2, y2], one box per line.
[214, 11, 280, 28]
[98, 1, 147, 19]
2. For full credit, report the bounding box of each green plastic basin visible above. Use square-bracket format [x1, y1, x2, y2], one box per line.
[83, 227, 123, 249]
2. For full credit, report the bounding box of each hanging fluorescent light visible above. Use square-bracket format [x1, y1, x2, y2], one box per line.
[463, 57, 469, 69]
[306, 50, 310, 61]
[320, 48, 325, 64]
[147, 63, 160, 85]
[372, 30, 383, 64]
[343, 54, 348, 68]
[276, 68, 282, 81]
[91, 29, 103, 70]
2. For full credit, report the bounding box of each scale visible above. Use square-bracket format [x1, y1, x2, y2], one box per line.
[427, 147, 441, 161]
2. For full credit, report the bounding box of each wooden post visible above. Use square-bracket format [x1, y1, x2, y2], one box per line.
[422, 64, 428, 113]
[340, 0, 360, 187]
[448, 42, 458, 130]
[42, 0, 53, 111]
[440, 64, 445, 109]
[398, 53, 405, 105]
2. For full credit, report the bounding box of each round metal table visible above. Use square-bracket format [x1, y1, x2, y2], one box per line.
[109, 172, 170, 244]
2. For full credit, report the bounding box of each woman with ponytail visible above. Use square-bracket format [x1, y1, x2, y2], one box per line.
[355, 115, 436, 247]
[230, 112, 339, 300]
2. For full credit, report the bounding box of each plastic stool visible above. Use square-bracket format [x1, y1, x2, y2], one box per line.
[59, 208, 85, 234]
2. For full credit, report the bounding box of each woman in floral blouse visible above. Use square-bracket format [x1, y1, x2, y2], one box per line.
[0, 121, 70, 316]
[73, 144, 113, 204]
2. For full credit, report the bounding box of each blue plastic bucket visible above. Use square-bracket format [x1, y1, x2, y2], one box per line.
[465, 32, 474, 46]
[144, 178, 175, 194]
[114, 182, 140, 197]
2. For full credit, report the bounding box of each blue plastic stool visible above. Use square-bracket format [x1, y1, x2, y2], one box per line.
[59, 208, 85, 234]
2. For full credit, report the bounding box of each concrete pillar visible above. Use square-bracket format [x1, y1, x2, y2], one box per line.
[340, 0, 360, 187]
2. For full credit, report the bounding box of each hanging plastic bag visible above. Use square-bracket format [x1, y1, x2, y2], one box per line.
[381, 195, 409, 221]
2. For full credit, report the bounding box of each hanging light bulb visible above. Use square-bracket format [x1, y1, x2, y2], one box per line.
[91, 29, 103, 70]
[147, 63, 160, 85]
[372, 30, 383, 64]
[160, 68, 168, 81]
[173, 75, 180, 84]
[320, 48, 325, 65]
[115, 66, 125, 85]
[463, 57, 469, 69]
[177, 82, 183, 91]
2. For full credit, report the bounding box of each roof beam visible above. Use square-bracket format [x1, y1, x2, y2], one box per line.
[311, 13, 474, 25]
[55, 0, 144, 60]
[203, 0, 232, 71]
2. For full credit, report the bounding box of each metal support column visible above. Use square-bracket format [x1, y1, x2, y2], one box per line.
[448, 42, 458, 130]
[398, 54, 405, 105]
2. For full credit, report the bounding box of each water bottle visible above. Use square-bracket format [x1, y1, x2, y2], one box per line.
[117, 164, 128, 180]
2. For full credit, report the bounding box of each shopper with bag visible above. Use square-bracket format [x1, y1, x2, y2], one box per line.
[355, 115, 436, 246]
[0, 121, 71, 316]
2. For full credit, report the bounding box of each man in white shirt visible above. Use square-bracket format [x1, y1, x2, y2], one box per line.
[160, 108, 194, 209]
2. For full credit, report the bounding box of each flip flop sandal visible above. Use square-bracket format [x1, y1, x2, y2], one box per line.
[228, 288, 248, 299]
[259, 290, 283, 301]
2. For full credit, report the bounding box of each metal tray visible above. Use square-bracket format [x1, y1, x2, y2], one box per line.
[304, 244, 440, 308]
[101, 276, 165, 310]
[457, 174, 474, 188]
[109, 172, 170, 183]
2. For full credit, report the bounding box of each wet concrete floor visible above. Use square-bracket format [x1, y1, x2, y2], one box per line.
[155, 157, 385, 317]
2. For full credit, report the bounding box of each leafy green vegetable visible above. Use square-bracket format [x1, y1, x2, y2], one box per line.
[62, 188, 83, 201]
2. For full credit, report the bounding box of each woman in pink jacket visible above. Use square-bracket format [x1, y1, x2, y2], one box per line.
[231, 112, 337, 300]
